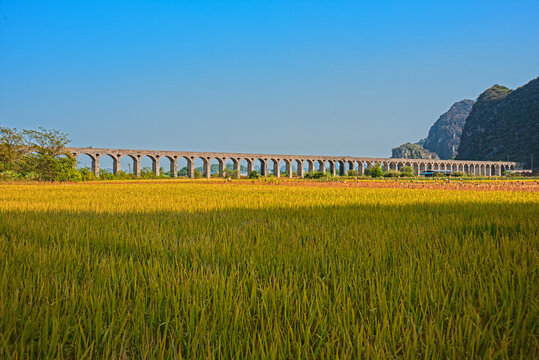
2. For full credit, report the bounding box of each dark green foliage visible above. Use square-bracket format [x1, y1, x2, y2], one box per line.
[456, 78, 539, 168]
[347, 169, 358, 177]
[249, 170, 260, 179]
[383, 170, 400, 178]
[304, 171, 328, 179]
[365, 165, 384, 178]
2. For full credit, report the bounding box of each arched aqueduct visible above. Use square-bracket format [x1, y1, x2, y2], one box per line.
[68, 147, 519, 178]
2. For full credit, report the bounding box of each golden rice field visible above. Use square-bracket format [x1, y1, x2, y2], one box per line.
[0, 179, 538, 359]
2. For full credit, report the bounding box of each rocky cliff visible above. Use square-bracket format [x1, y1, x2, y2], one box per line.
[391, 100, 472, 159]
[422, 99, 474, 159]
[456, 78, 539, 167]
[391, 143, 439, 159]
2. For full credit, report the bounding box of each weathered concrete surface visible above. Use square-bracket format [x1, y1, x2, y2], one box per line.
[67, 147, 519, 178]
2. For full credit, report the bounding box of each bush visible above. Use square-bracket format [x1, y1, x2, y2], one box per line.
[347, 169, 358, 177]
[224, 168, 239, 179]
[99, 169, 115, 180]
[433, 172, 446, 178]
[450, 172, 465, 177]
[383, 170, 400, 178]
[400, 171, 414, 177]
[304, 171, 328, 179]
[193, 169, 203, 179]
[140, 167, 158, 179]
[79, 168, 97, 181]
[115, 170, 134, 180]
[249, 170, 260, 179]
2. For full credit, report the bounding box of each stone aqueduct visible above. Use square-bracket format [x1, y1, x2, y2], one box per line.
[68, 147, 519, 178]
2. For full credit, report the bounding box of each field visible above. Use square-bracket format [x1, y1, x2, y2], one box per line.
[0, 179, 538, 359]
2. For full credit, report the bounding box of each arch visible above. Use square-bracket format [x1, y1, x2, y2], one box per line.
[140, 155, 159, 176]
[358, 161, 366, 176]
[158, 155, 176, 177]
[223, 157, 240, 178]
[292, 159, 304, 177]
[336, 160, 346, 176]
[75, 153, 97, 174]
[279, 159, 292, 178]
[208, 157, 223, 177]
[327, 160, 336, 176]
[237, 158, 250, 177]
[97, 154, 119, 176]
[253, 158, 267, 176]
[176, 156, 190, 177]
[119, 154, 138, 176]
[305, 159, 315, 174]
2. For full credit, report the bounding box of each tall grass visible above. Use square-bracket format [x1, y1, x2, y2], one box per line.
[0, 180, 537, 358]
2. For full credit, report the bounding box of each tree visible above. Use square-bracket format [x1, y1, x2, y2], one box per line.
[0, 127, 27, 172]
[0, 126, 79, 181]
[365, 165, 383, 178]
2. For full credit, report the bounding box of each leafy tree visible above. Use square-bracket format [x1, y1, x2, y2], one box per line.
[365, 165, 383, 178]
[0, 127, 27, 172]
[0, 126, 78, 181]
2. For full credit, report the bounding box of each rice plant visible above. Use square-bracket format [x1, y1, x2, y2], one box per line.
[0, 180, 537, 358]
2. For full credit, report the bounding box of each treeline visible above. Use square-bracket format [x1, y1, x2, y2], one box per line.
[0, 126, 80, 181]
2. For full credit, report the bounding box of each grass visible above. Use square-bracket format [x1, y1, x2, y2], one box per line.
[0, 180, 538, 359]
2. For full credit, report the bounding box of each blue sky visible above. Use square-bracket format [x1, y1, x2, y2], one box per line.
[1, 0, 538, 157]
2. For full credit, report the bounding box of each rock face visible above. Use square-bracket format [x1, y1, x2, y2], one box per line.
[422, 100, 474, 159]
[456, 78, 539, 167]
[391, 143, 439, 159]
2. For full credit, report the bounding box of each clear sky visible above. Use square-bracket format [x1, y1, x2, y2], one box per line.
[1, 1, 538, 157]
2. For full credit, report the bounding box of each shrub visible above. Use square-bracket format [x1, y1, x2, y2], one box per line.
[224, 168, 239, 179]
[304, 171, 328, 179]
[365, 165, 384, 178]
[99, 169, 115, 180]
[193, 169, 203, 179]
[383, 170, 400, 178]
[347, 169, 358, 177]
[451, 172, 465, 177]
[249, 170, 260, 179]
[79, 168, 97, 181]
[115, 170, 134, 180]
